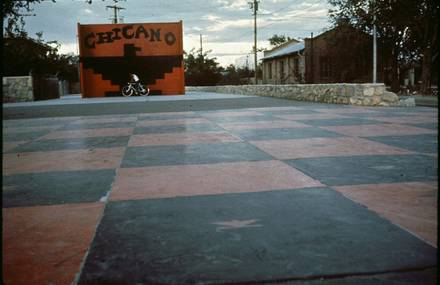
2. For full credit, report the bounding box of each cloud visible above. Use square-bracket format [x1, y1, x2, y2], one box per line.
[206, 18, 253, 32]
[201, 14, 221, 21]
[59, 43, 79, 55]
[216, 0, 249, 10]
[13, 0, 332, 67]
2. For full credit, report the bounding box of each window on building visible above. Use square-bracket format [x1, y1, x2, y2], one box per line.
[268, 62, 272, 79]
[294, 57, 299, 76]
[280, 60, 285, 80]
[320, 56, 332, 78]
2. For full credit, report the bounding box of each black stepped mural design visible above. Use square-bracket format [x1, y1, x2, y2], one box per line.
[80, 44, 182, 96]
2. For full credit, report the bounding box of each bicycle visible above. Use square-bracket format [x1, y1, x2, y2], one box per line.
[121, 82, 150, 97]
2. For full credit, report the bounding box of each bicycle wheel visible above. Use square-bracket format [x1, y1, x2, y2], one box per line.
[139, 85, 150, 96]
[122, 85, 134, 97]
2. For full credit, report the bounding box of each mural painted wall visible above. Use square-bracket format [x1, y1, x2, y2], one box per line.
[77, 21, 185, 97]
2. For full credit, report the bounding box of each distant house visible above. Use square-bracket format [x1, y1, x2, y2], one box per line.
[262, 24, 382, 85]
[262, 39, 305, 84]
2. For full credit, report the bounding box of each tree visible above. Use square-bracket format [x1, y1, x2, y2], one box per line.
[217, 64, 253, 85]
[328, 0, 439, 93]
[184, 49, 222, 86]
[4, 33, 79, 81]
[3, 0, 47, 36]
[407, 1, 438, 93]
[268, 34, 292, 47]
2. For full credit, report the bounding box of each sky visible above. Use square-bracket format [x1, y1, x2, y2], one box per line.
[18, 0, 333, 67]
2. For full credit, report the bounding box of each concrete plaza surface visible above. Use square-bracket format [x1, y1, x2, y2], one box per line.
[2, 92, 438, 284]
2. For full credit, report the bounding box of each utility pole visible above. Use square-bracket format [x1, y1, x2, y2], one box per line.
[246, 54, 250, 84]
[200, 34, 203, 57]
[310, 32, 314, 84]
[249, 0, 259, 85]
[106, 4, 125, 24]
[372, 4, 377, 83]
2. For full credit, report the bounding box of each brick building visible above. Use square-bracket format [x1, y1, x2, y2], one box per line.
[262, 24, 381, 85]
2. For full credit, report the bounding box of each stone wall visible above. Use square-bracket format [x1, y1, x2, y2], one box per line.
[186, 83, 402, 107]
[3, 76, 34, 103]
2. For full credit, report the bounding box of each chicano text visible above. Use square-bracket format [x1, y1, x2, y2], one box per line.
[84, 25, 176, 48]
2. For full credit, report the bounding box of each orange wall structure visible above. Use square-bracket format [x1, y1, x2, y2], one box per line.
[77, 21, 185, 97]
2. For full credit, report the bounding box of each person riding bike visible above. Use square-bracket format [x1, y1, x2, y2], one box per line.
[130, 73, 141, 90]
[122, 73, 149, 97]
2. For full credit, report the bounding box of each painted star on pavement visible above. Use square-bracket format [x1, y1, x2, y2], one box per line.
[211, 219, 262, 232]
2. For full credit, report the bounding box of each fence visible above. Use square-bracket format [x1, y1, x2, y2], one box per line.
[3, 75, 81, 103]
[32, 76, 60, 101]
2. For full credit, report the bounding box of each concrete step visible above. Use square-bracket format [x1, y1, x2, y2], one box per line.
[399, 96, 438, 107]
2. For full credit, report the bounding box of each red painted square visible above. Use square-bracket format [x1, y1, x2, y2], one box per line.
[333, 182, 438, 247]
[128, 131, 241, 146]
[3, 203, 104, 285]
[3, 147, 125, 175]
[110, 160, 323, 201]
[136, 118, 211, 127]
[71, 116, 137, 125]
[3, 126, 62, 134]
[218, 121, 309, 131]
[249, 137, 411, 159]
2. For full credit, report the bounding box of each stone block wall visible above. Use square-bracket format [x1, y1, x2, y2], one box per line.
[186, 83, 401, 107]
[3, 76, 34, 103]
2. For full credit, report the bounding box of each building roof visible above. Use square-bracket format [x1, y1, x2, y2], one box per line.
[262, 41, 304, 61]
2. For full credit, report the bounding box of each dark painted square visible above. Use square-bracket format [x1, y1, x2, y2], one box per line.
[285, 154, 437, 186]
[2, 130, 52, 142]
[3, 169, 115, 207]
[10, 136, 130, 153]
[364, 134, 438, 154]
[207, 115, 281, 124]
[78, 188, 436, 284]
[285, 268, 437, 285]
[407, 122, 438, 130]
[62, 121, 135, 130]
[121, 142, 273, 167]
[341, 112, 404, 118]
[297, 118, 378, 126]
[332, 112, 380, 118]
[138, 113, 201, 121]
[3, 118, 73, 128]
[258, 109, 319, 116]
[134, 123, 223, 134]
[231, 127, 344, 141]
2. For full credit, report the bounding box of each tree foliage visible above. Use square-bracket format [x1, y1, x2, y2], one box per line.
[268, 34, 293, 47]
[218, 64, 253, 85]
[2, 0, 48, 36]
[184, 49, 222, 86]
[4, 34, 79, 81]
[328, 0, 438, 92]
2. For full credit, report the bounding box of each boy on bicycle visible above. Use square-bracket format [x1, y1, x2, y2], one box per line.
[130, 73, 140, 89]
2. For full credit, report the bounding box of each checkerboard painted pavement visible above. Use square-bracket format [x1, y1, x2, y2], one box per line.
[2, 105, 438, 284]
